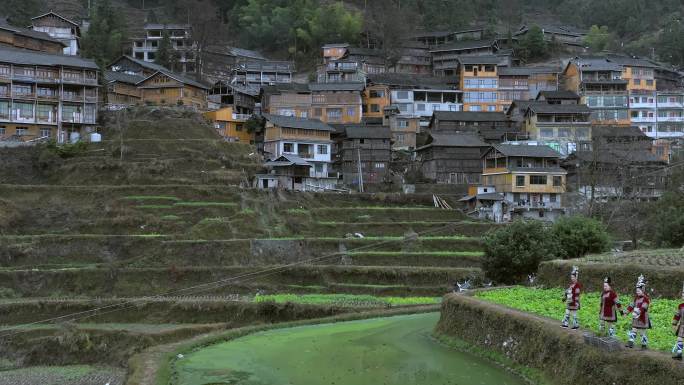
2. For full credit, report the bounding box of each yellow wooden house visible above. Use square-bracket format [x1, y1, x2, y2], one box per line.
[203, 106, 254, 143]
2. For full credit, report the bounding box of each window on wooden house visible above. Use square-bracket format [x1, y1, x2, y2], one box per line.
[530, 175, 547, 185]
[516, 175, 525, 187]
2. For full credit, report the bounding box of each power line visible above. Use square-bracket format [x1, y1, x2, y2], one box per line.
[0, 219, 467, 339]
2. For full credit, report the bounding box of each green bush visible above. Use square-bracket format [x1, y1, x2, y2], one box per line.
[482, 220, 557, 284]
[551, 215, 610, 259]
[651, 192, 684, 247]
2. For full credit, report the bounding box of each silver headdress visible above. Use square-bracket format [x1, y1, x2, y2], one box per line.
[570, 266, 579, 278]
[636, 274, 646, 289]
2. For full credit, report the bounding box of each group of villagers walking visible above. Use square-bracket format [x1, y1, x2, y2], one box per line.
[561, 266, 684, 359]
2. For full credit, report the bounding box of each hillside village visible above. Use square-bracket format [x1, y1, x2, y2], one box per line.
[1, 2, 684, 385]
[0, 7, 681, 225]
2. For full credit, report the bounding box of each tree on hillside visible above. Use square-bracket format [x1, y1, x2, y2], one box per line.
[516, 25, 547, 61]
[584, 25, 614, 52]
[364, 0, 417, 69]
[3, 0, 41, 26]
[81, 0, 128, 67]
[657, 17, 684, 67]
[155, 30, 178, 71]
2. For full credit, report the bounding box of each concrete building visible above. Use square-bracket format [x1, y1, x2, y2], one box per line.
[131, 23, 196, 74]
[481, 144, 567, 221]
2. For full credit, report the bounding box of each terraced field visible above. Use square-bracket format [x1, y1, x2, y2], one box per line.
[538, 248, 684, 297]
[0, 107, 495, 384]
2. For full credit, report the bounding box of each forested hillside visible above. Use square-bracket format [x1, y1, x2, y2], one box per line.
[3, 0, 684, 68]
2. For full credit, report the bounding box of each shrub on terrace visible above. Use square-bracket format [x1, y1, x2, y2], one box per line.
[551, 215, 611, 259]
[482, 220, 557, 284]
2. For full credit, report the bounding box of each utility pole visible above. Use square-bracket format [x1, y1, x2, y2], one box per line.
[357, 147, 364, 193]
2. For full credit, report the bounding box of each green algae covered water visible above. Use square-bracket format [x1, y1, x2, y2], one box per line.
[175, 312, 526, 385]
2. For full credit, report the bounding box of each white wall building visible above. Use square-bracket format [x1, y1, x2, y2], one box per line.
[30, 12, 80, 56]
[131, 24, 196, 74]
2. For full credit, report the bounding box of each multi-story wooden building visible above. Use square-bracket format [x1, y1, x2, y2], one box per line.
[481, 144, 566, 221]
[514, 24, 586, 52]
[260, 83, 312, 118]
[409, 28, 485, 46]
[232, 61, 295, 87]
[203, 106, 254, 143]
[0, 17, 66, 54]
[522, 103, 592, 155]
[333, 124, 391, 187]
[103, 71, 143, 108]
[428, 111, 516, 143]
[497, 66, 560, 107]
[415, 132, 489, 185]
[563, 57, 630, 125]
[209, 82, 258, 115]
[385, 109, 420, 150]
[457, 55, 502, 112]
[131, 23, 196, 74]
[202, 46, 267, 83]
[310, 82, 364, 124]
[30, 11, 80, 56]
[389, 41, 433, 75]
[431, 40, 499, 77]
[0, 46, 98, 142]
[108, 55, 168, 78]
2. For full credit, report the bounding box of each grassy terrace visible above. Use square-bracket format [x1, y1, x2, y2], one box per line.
[252, 294, 441, 307]
[476, 287, 679, 352]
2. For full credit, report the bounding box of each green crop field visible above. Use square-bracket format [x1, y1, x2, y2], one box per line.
[476, 287, 681, 352]
[253, 294, 440, 308]
[574, 249, 684, 267]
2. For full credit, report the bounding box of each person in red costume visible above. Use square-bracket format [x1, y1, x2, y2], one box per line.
[561, 266, 581, 329]
[626, 274, 651, 349]
[598, 276, 623, 337]
[671, 282, 684, 360]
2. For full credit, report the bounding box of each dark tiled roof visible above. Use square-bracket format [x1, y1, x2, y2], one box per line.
[417, 133, 488, 150]
[457, 55, 502, 65]
[0, 45, 97, 69]
[605, 54, 658, 68]
[309, 82, 365, 92]
[430, 39, 495, 52]
[433, 111, 508, 122]
[493, 143, 562, 158]
[537, 90, 580, 100]
[343, 125, 391, 139]
[104, 71, 144, 84]
[262, 113, 334, 131]
[117, 55, 169, 73]
[31, 11, 79, 27]
[0, 18, 65, 46]
[527, 104, 592, 114]
[476, 192, 504, 201]
[592, 125, 649, 138]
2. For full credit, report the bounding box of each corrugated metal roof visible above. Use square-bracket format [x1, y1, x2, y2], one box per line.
[456, 55, 502, 65]
[366, 73, 453, 89]
[0, 45, 97, 69]
[309, 82, 365, 92]
[433, 111, 508, 122]
[537, 90, 580, 100]
[104, 71, 144, 84]
[416, 133, 489, 151]
[31, 11, 79, 27]
[342, 125, 391, 139]
[493, 143, 562, 158]
[430, 39, 495, 53]
[262, 113, 334, 131]
[265, 154, 311, 166]
[527, 104, 592, 114]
